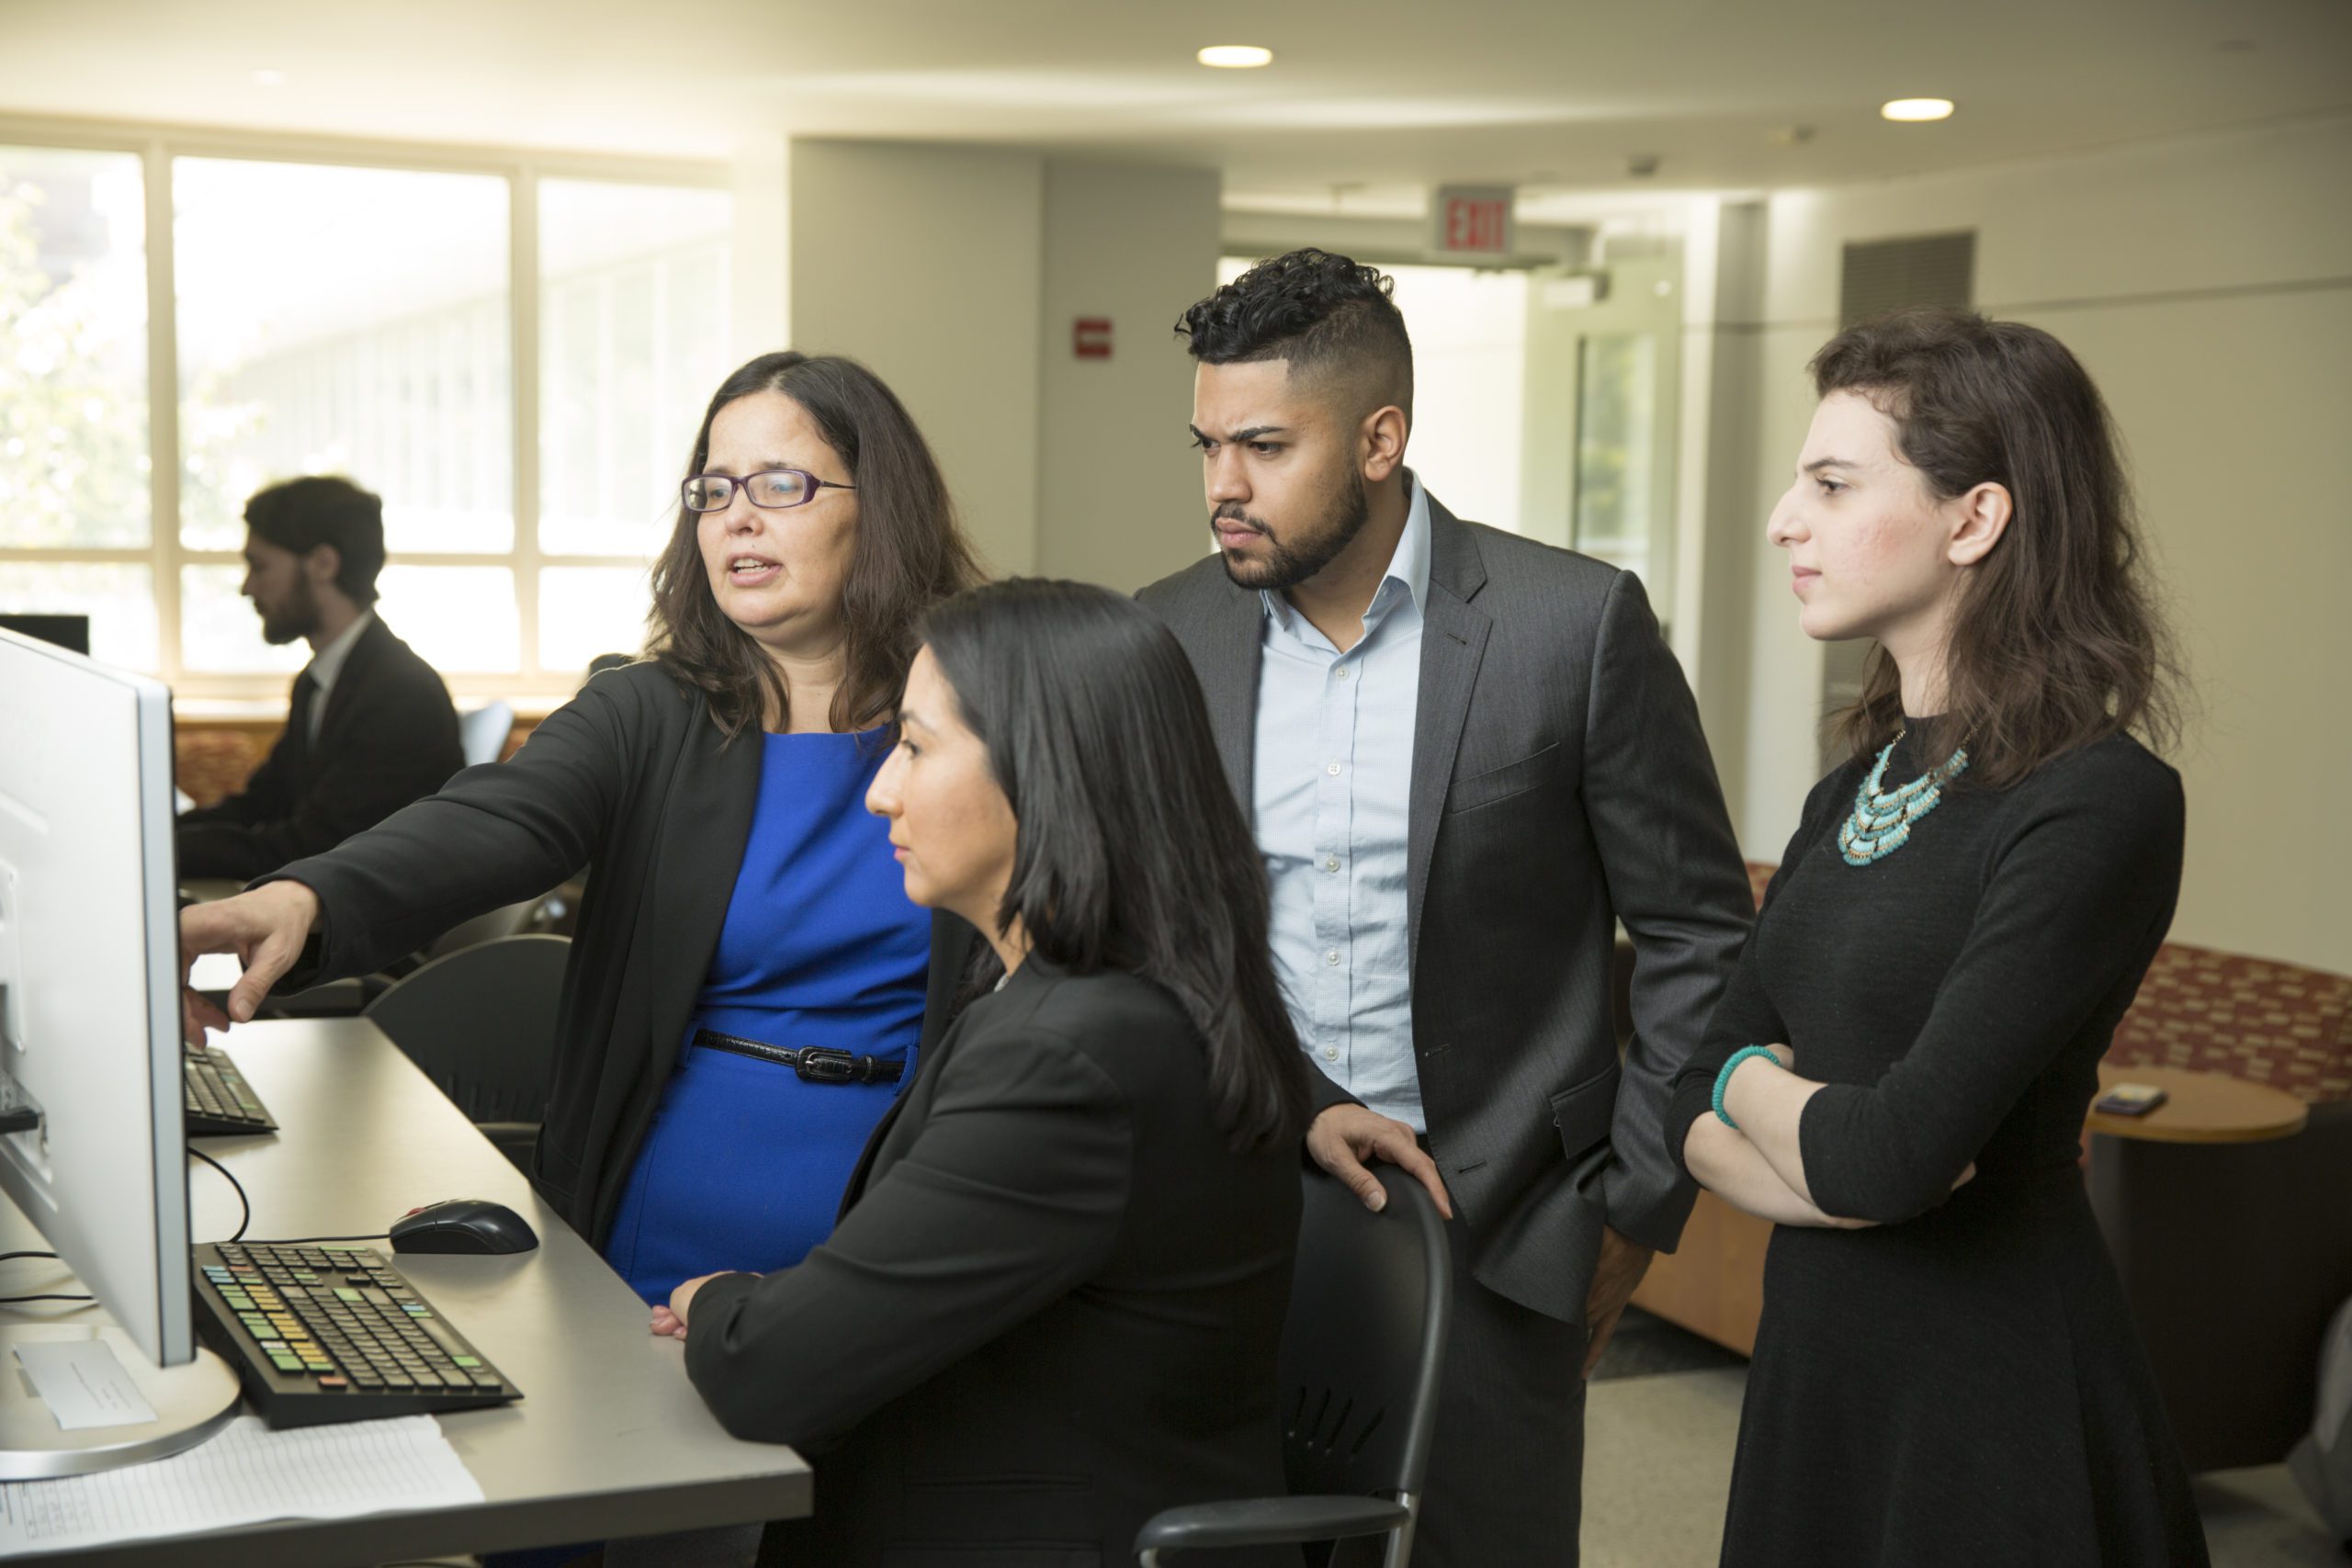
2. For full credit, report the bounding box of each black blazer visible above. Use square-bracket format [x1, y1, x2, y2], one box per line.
[1138, 491, 1754, 1323]
[176, 615, 464, 880]
[266, 660, 978, 1246]
[684, 958, 1301, 1568]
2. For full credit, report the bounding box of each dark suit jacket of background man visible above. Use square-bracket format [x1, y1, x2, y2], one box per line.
[176, 615, 464, 881]
[1139, 491, 1754, 1323]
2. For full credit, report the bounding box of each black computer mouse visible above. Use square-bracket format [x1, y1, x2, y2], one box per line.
[389, 1198, 539, 1255]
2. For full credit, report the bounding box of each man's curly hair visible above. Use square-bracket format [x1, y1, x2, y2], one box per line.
[1174, 248, 1414, 420]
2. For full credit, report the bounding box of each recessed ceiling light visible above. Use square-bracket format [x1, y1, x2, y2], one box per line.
[252, 69, 286, 87]
[1197, 45, 1274, 69]
[1881, 97, 1954, 122]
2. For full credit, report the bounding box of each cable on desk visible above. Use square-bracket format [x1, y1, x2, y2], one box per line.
[0, 1247, 88, 1305]
[189, 1144, 249, 1243]
[186, 1145, 391, 1246]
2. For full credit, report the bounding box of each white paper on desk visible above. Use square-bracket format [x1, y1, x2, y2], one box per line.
[11, 1341, 159, 1431]
[0, 1414, 484, 1554]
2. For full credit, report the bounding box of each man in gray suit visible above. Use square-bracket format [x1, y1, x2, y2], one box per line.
[1138, 249, 1753, 1565]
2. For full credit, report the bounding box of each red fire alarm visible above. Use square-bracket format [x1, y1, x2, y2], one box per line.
[1074, 317, 1113, 359]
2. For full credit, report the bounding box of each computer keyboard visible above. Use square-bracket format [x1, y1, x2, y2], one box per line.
[193, 1242, 523, 1427]
[186, 1045, 278, 1136]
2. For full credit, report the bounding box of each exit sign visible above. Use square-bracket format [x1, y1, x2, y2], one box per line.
[1431, 186, 1516, 256]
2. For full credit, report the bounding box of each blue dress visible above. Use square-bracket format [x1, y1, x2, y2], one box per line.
[603, 728, 929, 1304]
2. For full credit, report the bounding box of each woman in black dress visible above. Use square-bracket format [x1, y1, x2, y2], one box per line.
[1667, 308, 2208, 1565]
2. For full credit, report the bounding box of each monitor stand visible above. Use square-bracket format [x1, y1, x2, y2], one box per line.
[0, 1324, 241, 1478]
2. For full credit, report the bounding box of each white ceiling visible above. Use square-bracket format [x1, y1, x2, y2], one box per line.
[3, 0, 2347, 202]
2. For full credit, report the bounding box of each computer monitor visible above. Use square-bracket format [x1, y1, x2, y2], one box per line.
[0, 626, 238, 1474]
[0, 613, 91, 656]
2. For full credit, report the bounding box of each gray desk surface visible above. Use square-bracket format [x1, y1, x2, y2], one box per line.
[0, 1018, 809, 1566]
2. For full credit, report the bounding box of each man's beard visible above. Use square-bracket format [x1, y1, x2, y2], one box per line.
[1213, 468, 1370, 593]
[259, 576, 322, 646]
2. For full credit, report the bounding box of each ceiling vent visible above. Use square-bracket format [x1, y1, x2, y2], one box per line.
[1838, 231, 1975, 327]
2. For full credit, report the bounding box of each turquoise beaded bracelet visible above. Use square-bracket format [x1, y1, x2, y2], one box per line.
[1712, 1045, 1784, 1129]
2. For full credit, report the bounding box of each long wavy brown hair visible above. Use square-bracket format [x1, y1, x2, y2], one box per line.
[647, 352, 982, 739]
[1813, 309, 2182, 789]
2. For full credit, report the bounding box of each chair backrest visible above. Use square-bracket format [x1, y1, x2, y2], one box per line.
[1278, 1164, 1453, 1503]
[421, 896, 546, 962]
[458, 700, 515, 768]
[361, 933, 570, 1124]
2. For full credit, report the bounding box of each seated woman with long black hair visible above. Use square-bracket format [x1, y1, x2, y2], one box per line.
[652, 579, 1313, 1567]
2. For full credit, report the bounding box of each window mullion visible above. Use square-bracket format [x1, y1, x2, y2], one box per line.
[142, 139, 181, 686]
[512, 163, 542, 687]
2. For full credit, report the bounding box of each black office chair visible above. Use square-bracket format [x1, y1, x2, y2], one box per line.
[259, 891, 560, 1019]
[360, 932, 571, 1173]
[1134, 1164, 1453, 1568]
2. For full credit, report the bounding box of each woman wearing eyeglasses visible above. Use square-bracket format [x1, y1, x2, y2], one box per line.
[180, 351, 987, 1305]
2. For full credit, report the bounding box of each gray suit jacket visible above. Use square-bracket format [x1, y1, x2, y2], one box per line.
[1138, 491, 1753, 1324]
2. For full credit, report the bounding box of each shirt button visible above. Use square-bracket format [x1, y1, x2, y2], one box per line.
[1326, 761, 1342, 776]
[1324, 855, 1340, 873]
[1334, 664, 1352, 681]
[1325, 950, 1340, 966]
[1321, 1046, 1339, 1061]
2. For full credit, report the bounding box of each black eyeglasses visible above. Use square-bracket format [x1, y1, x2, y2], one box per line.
[682, 468, 855, 513]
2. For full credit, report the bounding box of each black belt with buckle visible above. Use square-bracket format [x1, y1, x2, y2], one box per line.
[692, 1028, 903, 1085]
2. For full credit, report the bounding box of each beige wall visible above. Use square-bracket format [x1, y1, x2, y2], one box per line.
[1035, 160, 1221, 592]
[1673, 198, 1770, 825]
[786, 142, 1224, 586]
[787, 141, 1046, 576]
[1727, 115, 2352, 971]
[728, 132, 789, 360]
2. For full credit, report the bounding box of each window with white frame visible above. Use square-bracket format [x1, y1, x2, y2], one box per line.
[0, 129, 734, 701]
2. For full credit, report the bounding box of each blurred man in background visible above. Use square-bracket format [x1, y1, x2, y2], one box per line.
[176, 475, 462, 880]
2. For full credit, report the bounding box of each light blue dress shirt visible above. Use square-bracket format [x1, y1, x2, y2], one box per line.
[1254, 477, 1431, 1131]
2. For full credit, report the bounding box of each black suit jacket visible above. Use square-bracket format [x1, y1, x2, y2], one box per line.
[684, 958, 1301, 1568]
[1138, 491, 1753, 1323]
[177, 615, 464, 880]
[266, 660, 978, 1247]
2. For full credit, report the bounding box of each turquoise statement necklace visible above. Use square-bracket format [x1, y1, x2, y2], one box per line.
[1839, 725, 1969, 865]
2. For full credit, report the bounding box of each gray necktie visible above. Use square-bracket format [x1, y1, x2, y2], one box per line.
[289, 669, 321, 751]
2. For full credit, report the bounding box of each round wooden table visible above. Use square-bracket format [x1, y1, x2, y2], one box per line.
[2086, 1062, 2310, 1144]
[2083, 1061, 2320, 1472]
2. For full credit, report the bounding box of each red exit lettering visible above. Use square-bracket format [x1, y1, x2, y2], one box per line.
[1444, 197, 1509, 254]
